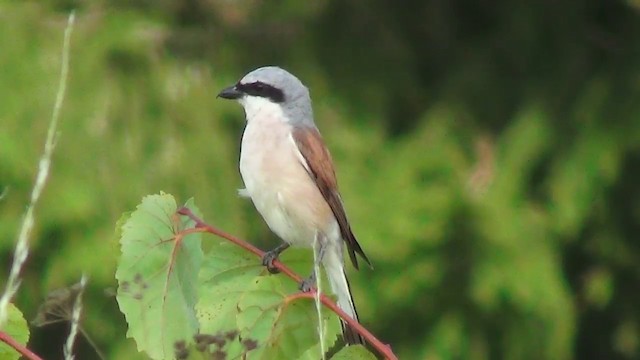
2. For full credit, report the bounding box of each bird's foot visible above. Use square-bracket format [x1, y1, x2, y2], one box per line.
[299, 272, 317, 292]
[261, 243, 290, 274]
[261, 251, 281, 274]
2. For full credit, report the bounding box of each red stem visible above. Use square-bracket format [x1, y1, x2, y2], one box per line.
[177, 207, 397, 360]
[177, 208, 303, 283]
[0, 331, 42, 360]
[287, 292, 397, 359]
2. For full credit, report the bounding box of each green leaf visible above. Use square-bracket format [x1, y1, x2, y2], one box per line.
[114, 211, 132, 240]
[115, 194, 203, 360]
[172, 331, 252, 360]
[196, 240, 264, 336]
[0, 303, 30, 360]
[198, 241, 340, 359]
[330, 345, 377, 360]
[237, 276, 341, 359]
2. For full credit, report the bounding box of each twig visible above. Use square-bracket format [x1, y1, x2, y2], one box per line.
[0, 11, 75, 328]
[64, 275, 87, 360]
[286, 292, 397, 359]
[177, 207, 303, 283]
[0, 331, 43, 360]
[31, 281, 106, 360]
[177, 207, 398, 360]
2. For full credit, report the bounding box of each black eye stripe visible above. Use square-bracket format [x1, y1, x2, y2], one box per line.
[237, 81, 285, 103]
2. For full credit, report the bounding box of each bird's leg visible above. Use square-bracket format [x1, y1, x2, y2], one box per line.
[261, 243, 290, 274]
[300, 271, 317, 292]
[300, 233, 327, 292]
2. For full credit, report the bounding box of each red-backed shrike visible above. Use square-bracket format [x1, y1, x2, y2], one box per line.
[217, 66, 371, 345]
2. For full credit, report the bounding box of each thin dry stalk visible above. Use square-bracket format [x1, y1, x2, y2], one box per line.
[0, 11, 75, 327]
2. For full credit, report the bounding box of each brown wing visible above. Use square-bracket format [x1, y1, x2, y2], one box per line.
[292, 126, 371, 269]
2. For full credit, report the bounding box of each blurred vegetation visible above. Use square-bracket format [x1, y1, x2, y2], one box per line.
[1, 0, 639, 359]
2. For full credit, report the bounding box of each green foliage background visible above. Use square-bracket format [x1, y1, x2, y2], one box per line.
[1, 1, 640, 358]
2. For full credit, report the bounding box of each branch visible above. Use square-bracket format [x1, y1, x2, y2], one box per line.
[286, 292, 397, 359]
[177, 208, 303, 283]
[177, 207, 398, 360]
[0, 331, 43, 360]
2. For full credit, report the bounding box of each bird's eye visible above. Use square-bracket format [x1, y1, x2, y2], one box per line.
[240, 81, 285, 103]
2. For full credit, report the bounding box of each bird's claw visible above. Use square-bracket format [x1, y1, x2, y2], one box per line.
[261, 243, 290, 274]
[261, 251, 281, 274]
[299, 273, 316, 292]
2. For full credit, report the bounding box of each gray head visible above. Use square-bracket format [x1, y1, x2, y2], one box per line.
[217, 66, 314, 125]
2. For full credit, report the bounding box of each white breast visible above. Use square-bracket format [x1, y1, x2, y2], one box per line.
[239, 97, 334, 247]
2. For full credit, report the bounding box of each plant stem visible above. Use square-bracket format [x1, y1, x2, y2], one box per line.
[0, 331, 43, 360]
[177, 206, 398, 360]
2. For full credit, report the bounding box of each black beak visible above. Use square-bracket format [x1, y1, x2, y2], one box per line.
[217, 85, 244, 100]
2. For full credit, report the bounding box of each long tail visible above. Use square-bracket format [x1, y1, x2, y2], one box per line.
[322, 247, 365, 345]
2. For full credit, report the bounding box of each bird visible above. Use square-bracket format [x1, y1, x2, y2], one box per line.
[217, 66, 371, 345]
